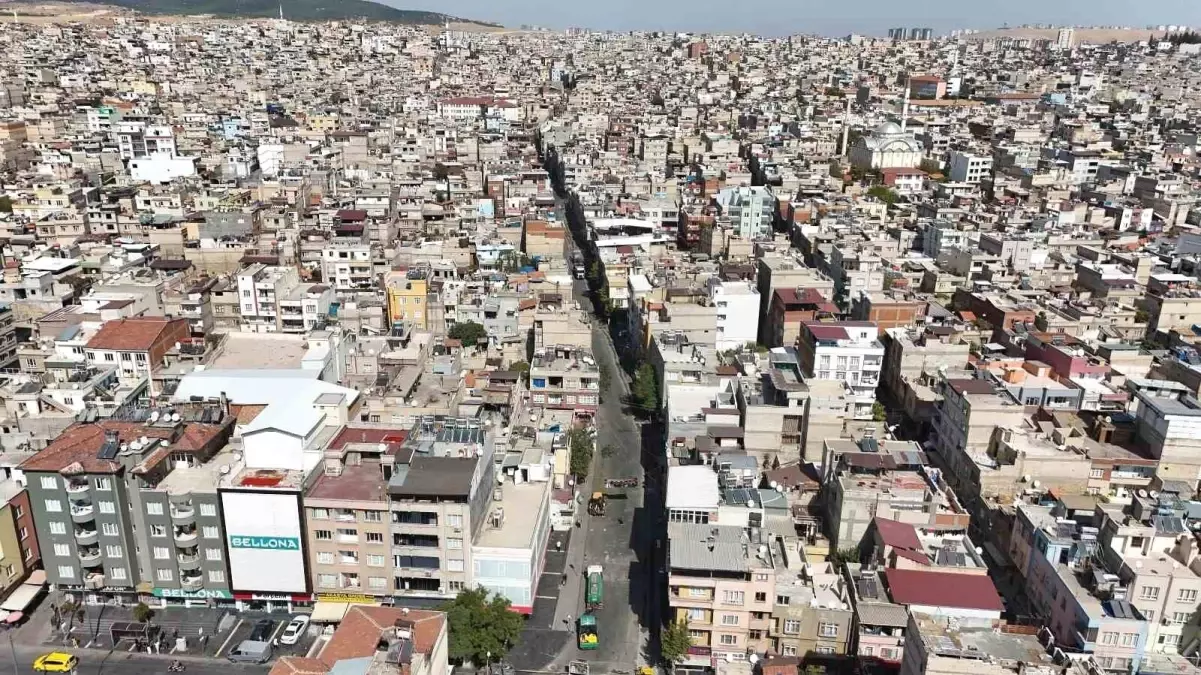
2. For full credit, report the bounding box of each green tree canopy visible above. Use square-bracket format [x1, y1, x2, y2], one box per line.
[631, 363, 659, 413]
[661, 620, 694, 664]
[866, 185, 899, 205]
[0, 195, 11, 213]
[871, 402, 886, 422]
[442, 588, 523, 666]
[567, 426, 595, 479]
[448, 321, 487, 347]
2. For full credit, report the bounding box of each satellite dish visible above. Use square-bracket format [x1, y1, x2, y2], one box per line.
[746, 499, 756, 509]
[1138, 489, 1148, 498]
[219, 465, 231, 475]
[1032, 480, 1040, 489]
[770, 481, 779, 490]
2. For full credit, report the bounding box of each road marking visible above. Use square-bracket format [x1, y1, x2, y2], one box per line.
[535, 595, 558, 600]
[269, 619, 287, 644]
[216, 618, 242, 657]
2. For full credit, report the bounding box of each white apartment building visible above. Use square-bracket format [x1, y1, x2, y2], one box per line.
[715, 185, 775, 240]
[947, 151, 993, 184]
[321, 242, 376, 293]
[797, 321, 885, 416]
[115, 122, 177, 160]
[707, 279, 760, 351]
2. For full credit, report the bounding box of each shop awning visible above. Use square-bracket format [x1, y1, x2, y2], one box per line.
[1, 583, 42, 612]
[309, 602, 350, 623]
[25, 570, 45, 586]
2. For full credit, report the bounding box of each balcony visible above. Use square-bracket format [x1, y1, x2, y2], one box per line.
[84, 573, 105, 590]
[170, 504, 196, 525]
[180, 574, 204, 592]
[177, 552, 202, 569]
[70, 503, 96, 524]
[173, 528, 198, 545]
[78, 548, 102, 566]
[65, 479, 90, 495]
[74, 528, 98, 546]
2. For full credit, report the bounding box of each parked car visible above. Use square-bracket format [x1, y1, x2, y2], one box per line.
[279, 614, 311, 645]
[227, 640, 273, 664]
[33, 653, 78, 672]
[249, 618, 275, 642]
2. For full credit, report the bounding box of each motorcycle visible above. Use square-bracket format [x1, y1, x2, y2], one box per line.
[168, 660, 186, 672]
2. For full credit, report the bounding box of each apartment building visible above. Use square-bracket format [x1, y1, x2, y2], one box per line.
[387, 417, 495, 599]
[823, 439, 970, 550]
[0, 479, 39, 612]
[946, 151, 993, 184]
[235, 263, 334, 334]
[709, 279, 760, 351]
[0, 304, 16, 370]
[22, 406, 233, 606]
[1130, 386, 1201, 482]
[900, 612, 1056, 675]
[305, 428, 398, 602]
[386, 269, 429, 330]
[529, 345, 600, 418]
[754, 254, 835, 345]
[736, 347, 808, 464]
[932, 379, 1025, 514]
[714, 185, 775, 240]
[771, 558, 853, 658]
[84, 316, 190, 396]
[880, 327, 971, 426]
[322, 241, 377, 293]
[765, 288, 831, 348]
[796, 321, 884, 418]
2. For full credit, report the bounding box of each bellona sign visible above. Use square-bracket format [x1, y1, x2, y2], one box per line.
[229, 536, 301, 550]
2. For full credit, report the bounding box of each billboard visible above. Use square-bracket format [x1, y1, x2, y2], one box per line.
[220, 491, 308, 594]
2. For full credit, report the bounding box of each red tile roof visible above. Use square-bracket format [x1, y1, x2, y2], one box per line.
[317, 606, 446, 668]
[269, 657, 330, 675]
[805, 324, 849, 340]
[85, 316, 183, 351]
[874, 517, 922, 551]
[21, 420, 229, 474]
[884, 568, 1003, 611]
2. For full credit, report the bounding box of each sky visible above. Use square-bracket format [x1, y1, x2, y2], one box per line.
[376, 0, 1201, 37]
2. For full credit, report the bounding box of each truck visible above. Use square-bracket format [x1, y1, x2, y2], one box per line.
[571, 253, 586, 280]
[577, 613, 598, 650]
[585, 565, 604, 611]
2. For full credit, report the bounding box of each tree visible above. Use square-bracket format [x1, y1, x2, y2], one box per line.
[0, 196, 11, 213]
[448, 321, 487, 347]
[827, 547, 861, 567]
[866, 185, 899, 205]
[919, 157, 942, 174]
[1034, 311, 1049, 332]
[567, 427, 595, 480]
[871, 402, 886, 422]
[1135, 308, 1150, 324]
[660, 619, 694, 664]
[132, 602, 154, 624]
[631, 363, 659, 413]
[442, 588, 523, 666]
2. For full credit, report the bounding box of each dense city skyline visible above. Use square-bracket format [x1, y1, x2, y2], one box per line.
[381, 0, 1201, 36]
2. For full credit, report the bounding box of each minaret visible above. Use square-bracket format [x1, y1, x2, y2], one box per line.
[278, 1, 284, 20]
[840, 96, 852, 157]
[901, 77, 911, 133]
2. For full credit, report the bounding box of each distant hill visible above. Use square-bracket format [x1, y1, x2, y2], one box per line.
[28, 0, 497, 25]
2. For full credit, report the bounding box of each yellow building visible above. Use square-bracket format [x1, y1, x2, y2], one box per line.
[386, 271, 429, 329]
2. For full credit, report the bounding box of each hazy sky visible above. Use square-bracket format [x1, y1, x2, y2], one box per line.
[377, 0, 1201, 37]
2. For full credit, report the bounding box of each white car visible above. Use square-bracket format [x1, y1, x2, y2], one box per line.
[279, 615, 311, 646]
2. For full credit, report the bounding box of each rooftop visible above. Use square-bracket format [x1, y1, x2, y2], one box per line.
[307, 458, 389, 503]
[208, 333, 313, 370]
[474, 480, 550, 549]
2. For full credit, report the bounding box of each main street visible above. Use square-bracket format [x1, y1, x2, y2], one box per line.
[0, 643, 268, 675]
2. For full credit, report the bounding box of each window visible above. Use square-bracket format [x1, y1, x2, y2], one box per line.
[1180, 589, 1198, 603]
[447, 559, 464, 572]
[150, 524, 166, 537]
[40, 476, 57, 490]
[447, 514, 463, 529]
[98, 501, 115, 514]
[1101, 632, 1118, 645]
[205, 549, 221, 561]
[1162, 634, 1181, 646]
[202, 526, 219, 539]
[156, 569, 173, 582]
[719, 634, 738, 646]
[783, 619, 801, 635]
[447, 581, 464, 592]
[153, 547, 170, 560]
[1140, 587, 1161, 600]
[18, 527, 27, 541]
[53, 544, 69, 557]
[782, 646, 797, 657]
[367, 532, 384, 544]
[120, 352, 131, 362]
[208, 571, 225, 583]
[721, 614, 739, 626]
[109, 567, 127, 581]
[685, 608, 706, 622]
[146, 503, 164, 515]
[49, 521, 66, 535]
[318, 552, 335, 564]
[755, 592, 767, 602]
[819, 622, 839, 638]
[57, 566, 75, 579]
[1144, 610, 1156, 622]
[104, 353, 114, 362]
[105, 545, 122, 558]
[368, 554, 386, 567]
[95, 478, 111, 491]
[1121, 633, 1136, 646]
[200, 504, 217, 517]
[447, 537, 463, 550]
[315, 530, 332, 541]
[336, 528, 357, 540]
[1173, 612, 1191, 625]
[45, 499, 62, 513]
[311, 508, 329, 520]
[722, 590, 744, 605]
[1089, 469, 1105, 479]
[776, 595, 790, 605]
[363, 511, 382, 522]
[369, 576, 388, 589]
[319, 574, 337, 588]
[754, 573, 769, 582]
[816, 647, 835, 655]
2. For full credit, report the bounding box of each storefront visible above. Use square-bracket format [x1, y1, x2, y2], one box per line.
[310, 593, 381, 624]
[0, 570, 47, 623]
[232, 592, 312, 614]
[150, 588, 234, 609]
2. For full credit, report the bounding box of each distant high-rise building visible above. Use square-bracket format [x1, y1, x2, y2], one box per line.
[1056, 27, 1075, 49]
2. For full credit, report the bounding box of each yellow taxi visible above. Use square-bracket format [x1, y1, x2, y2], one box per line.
[33, 652, 78, 672]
